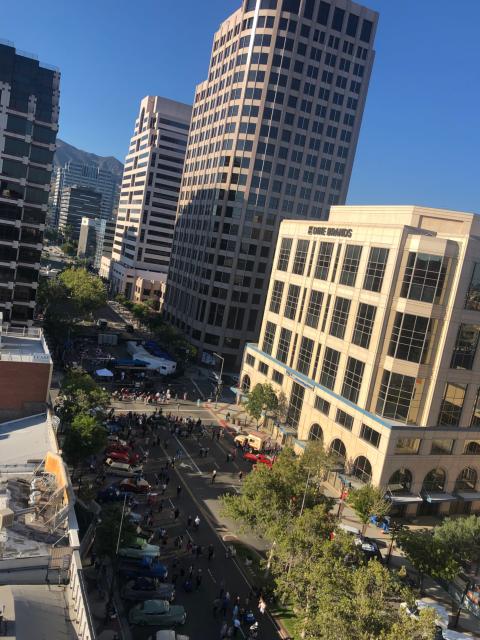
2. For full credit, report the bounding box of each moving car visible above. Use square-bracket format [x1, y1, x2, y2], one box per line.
[128, 600, 186, 627]
[118, 558, 168, 580]
[122, 577, 175, 602]
[118, 537, 160, 559]
[243, 452, 274, 468]
[120, 478, 151, 493]
[104, 458, 143, 477]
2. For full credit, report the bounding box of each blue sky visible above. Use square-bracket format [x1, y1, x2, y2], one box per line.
[3, 0, 479, 212]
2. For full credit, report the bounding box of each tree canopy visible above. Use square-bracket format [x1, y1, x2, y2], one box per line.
[57, 369, 110, 426]
[244, 383, 279, 425]
[59, 267, 107, 316]
[95, 504, 136, 560]
[62, 413, 107, 466]
[347, 484, 391, 534]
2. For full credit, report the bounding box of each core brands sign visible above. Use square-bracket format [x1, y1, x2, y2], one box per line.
[307, 226, 353, 238]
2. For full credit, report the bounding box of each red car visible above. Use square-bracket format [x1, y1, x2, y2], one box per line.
[119, 478, 151, 494]
[105, 445, 141, 465]
[243, 453, 274, 468]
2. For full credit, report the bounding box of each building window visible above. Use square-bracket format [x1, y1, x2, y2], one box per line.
[241, 374, 251, 392]
[276, 327, 292, 363]
[330, 438, 347, 462]
[455, 467, 478, 492]
[272, 369, 284, 385]
[277, 237, 293, 271]
[360, 424, 381, 448]
[376, 370, 422, 423]
[465, 263, 480, 310]
[341, 357, 365, 403]
[422, 468, 446, 493]
[352, 303, 376, 349]
[388, 313, 432, 364]
[329, 296, 351, 339]
[287, 381, 305, 428]
[297, 336, 314, 375]
[292, 239, 310, 275]
[438, 382, 466, 427]
[258, 361, 269, 375]
[314, 396, 330, 415]
[430, 439, 454, 455]
[352, 456, 372, 483]
[305, 289, 323, 328]
[470, 388, 480, 427]
[339, 244, 362, 287]
[464, 441, 480, 455]
[335, 409, 353, 430]
[284, 284, 301, 320]
[363, 247, 389, 292]
[394, 438, 421, 455]
[245, 353, 255, 367]
[308, 423, 323, 441]
[320, 347, 341, 390]
[314, 241, 334, 280]
[451, 324, 480, 370]
[400, 252, 447, 304]
[262, 321, 276, 355]
[269, 280, 284, 314]
[387, 469, 413, 494]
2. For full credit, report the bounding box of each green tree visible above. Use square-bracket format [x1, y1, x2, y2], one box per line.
[62, 413, 107, 466]
[347, 484, 391, 535]
[434, 514, 480, 568]
[245, 383, 279, 426]
[58, 369, 110, 426]
[301, 440, 337, 483]
[397, 528, 460, 594]
[95, 503, 137, 560]
[59, 267, 107, 317]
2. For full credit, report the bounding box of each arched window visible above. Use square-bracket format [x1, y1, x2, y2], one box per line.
[387, 468, 413, 494]
[241, 374, 251, 392]
[308, 423, 323, 442]
[422, 468, 446, 493]
[330, 438, 346, 461]
[455, 467, 478, 492]
[352, 456, 372, 484]
[465, 441, 480, 455]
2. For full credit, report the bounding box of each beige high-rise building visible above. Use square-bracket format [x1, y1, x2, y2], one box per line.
[164, 0, 378, 368]
[108, 96, 191, 299]
[240, 206, 480, 518]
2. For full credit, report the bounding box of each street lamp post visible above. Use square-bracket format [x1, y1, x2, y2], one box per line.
[213, 352, 224, 409]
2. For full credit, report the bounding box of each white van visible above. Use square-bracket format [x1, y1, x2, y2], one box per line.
[104, 458, 143, 477]
[234, 430, 270, 452]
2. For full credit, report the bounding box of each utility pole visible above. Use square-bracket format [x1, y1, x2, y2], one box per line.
[213, 352, 224, 409]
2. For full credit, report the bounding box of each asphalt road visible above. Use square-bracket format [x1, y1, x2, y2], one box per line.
[109, 401, 281, 640]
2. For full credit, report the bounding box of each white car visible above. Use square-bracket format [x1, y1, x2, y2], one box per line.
[401, 600, 449, 629]
[118, 538, 160, 559]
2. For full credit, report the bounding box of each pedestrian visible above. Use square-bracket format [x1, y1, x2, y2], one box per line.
[196, 544, 202, 558]
[219, 579, 225, 599]
[220, 621, 228, 639]
[238, 471, 243, 481]
[173, 506, 180, 520]
[194, 515, 200, 530]
[258, 597, 267, 614]
[161, 483, 167, 495]
[208, 544, 215, 561]
[188, 565, 194, 578]
[158, 498, 163, 513]
[212, 469, 217, 483]
[187, 514, 192, 528]
[213, 597, 221, 617]
[226, 453, 231, 463]
[196, 568, 202, 589]
[176, 485, 182, 498]
[233, 604, 239, 619]
[233, 617, 241, 636]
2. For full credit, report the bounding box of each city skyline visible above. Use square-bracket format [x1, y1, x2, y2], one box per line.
[2, 0, 480, 213]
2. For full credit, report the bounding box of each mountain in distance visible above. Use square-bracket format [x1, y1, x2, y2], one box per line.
[54, 138, 124, 178]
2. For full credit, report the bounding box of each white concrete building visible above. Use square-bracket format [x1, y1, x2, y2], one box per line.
[240, 206, 480, 517]
[109, 95, 191, 300]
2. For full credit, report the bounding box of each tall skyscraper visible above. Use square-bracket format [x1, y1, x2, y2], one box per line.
[241, 206, 480, 518]
[164, 0, 378, 368]
[58, 184, 102, 238]
[49, 160, 120, 228]
[108, 96, 191, 300]
[0, 42, 60, 324]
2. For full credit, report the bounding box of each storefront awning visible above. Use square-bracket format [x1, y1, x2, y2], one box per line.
[422, 492, 457, 503]
[387, 493, 423, 504]
[455, 491, 480, 501]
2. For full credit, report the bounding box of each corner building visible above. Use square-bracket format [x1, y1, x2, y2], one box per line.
[241, 206, 480, 517]
[0, 42, 60, 324]
[164, 0, 378, 368]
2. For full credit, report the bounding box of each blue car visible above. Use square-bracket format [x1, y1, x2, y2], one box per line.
[96, 485, 127, 503]
[118, 557, 168, 581]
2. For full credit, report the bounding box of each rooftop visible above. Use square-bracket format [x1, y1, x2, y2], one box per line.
[0, 326, 52, 364]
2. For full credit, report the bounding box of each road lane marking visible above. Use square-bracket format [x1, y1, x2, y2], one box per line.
[207, 568, 217, 584]
[173, 435, 202, 474]
[189, 377, 205, 400]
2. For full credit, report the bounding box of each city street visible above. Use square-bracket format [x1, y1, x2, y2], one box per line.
[106, 399, 282, 640]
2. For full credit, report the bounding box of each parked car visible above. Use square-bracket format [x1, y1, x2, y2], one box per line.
[234, 430, 270, 452]
[105, 449, 141, 465]
[122, 577, 175, 602]
[120, 478, 151, 493]
[400, 600, 449, 629]
[354, 536, 382, 562]
[104, 458, 143, 477]
[243, 452, 273, 468]
[128, 600, 186, 627]
[118, 558, 168, 581]
[106, 442, 135, 456]
[96, 485, 126, 503]
[118, 538, 160, 560]
[105, 421, 122, 434]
